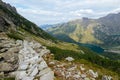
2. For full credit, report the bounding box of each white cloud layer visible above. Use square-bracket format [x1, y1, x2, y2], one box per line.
[3, 0, 120, 25]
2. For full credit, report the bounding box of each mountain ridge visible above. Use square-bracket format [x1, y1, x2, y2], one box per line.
[46, 12, 120, 47]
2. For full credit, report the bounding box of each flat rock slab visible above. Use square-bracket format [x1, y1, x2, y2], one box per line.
[40, 71, 54, 80]
[0, 63, 14, 72]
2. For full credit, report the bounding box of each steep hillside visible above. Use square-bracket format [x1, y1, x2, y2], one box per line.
[0, 0, 82, 52]
[0, 0, 55, 41]
[95, 13, 120, 46]
[0, 0, 120, 80]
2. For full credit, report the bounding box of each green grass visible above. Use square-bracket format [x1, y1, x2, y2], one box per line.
[75, 59, 119, 80]
[47, 46, 120, 76]
[7, 32, 24, 40]
[101, 52, 120, 60]
[0, 77, 15, 80]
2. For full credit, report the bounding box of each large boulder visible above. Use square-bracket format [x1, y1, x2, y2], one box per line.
[65, 57, 74, 62]
[38, 61, 48, 71]
[88, 69, 98, 78]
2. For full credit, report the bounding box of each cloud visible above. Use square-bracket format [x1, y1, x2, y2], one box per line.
[111, 8, 120, 13]
[67, 0, 120, 7]
[3, 0, 120, 25]
[17, 8, 62, 16]
[70, 9, 94, 17]
[17, 8, 64, 25]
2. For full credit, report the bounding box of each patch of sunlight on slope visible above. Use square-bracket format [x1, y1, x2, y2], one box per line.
[69, 24, 84, 42]
[33, 35, 81, 52]
[80, 23, 102, 43]
[20, 28, 81, 52]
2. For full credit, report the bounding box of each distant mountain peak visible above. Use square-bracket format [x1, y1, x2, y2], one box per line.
[82, 17, 89, 20]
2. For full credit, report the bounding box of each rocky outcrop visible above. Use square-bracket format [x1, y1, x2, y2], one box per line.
[0, 37, 19, 73]
[0, 36, 54, 80]
[0, 0, 17, 13]
[16, 40, 54, 80]
[0, 16, 16, 32]
[48, 60, 99, 80]
[47, 56, 114, 80]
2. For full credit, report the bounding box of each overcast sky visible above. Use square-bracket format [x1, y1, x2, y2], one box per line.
[3, 0, 120, 25]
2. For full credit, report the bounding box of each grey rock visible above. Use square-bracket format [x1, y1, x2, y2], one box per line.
[22, 76, 34, 80]
[16, 40, 23, 46]
[0, 62, 14, 72]
[2, 52, 18, 63]
[0, 48, 8, 53]
[81, 74, 87, 78]
[65, 57, 74, 62]
[16, 71, 27, 80]
[38, 68, 51, 76]
[39, 49, 50, 57]
[102, 75, 112, 80]
[16, 40, 54, 80]
[40, 71, 54, 80]
[38, 61, 48, 71]
[29, 67, 38, 77]
[88, 69, 98, 78]
[18, 62, 28, 70]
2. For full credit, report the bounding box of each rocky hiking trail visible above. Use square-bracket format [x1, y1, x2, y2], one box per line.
[0, 36, 54, 80]
[16, 40, 54, 80]
[0, 36, 113, 80]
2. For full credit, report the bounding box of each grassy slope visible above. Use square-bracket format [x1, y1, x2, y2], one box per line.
[47, 21, 102, 44]
[47, 46, 120, 79]
[75, 59, 119, 80]
[7, 25, 120, 79]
